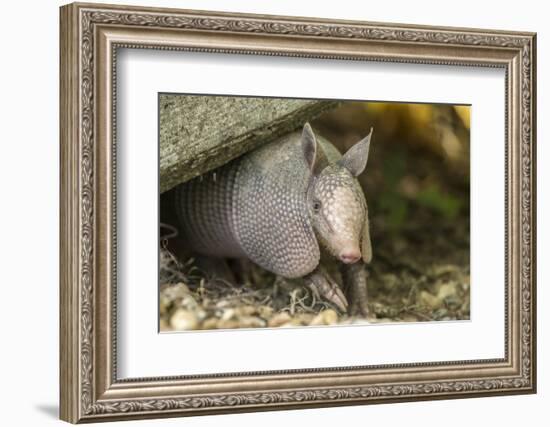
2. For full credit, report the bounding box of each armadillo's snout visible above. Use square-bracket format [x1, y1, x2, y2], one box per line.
[339, 247, 361, 264]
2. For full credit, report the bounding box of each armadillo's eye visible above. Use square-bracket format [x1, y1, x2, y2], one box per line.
[312, 200, 322, 213]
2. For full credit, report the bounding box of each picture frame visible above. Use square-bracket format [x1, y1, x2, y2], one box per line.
[59, 2, 537, 423]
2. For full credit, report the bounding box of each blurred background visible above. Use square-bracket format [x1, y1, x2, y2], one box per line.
[160, 100, 470, 331]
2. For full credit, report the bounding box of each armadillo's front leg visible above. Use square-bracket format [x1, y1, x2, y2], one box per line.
[341, 262, 369, 317]
[304, 267, 348, 313]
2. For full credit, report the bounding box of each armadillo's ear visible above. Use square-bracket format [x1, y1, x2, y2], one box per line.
[340, 127, 373, 177]
[302, 122, 327, 175]
[361, 211, 373, 264]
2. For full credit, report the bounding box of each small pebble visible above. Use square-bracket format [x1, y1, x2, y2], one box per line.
[433, 308, 449, 320]
[221, 308, 236, 321]
[159, 295, 170, 316]
[418, 290, 442, 309]
[216, 300, 232, 308]
[240, 305, 258, 316]
[258, 305, 274, 318]
[437, 282, 458, 300]
[195, 308, 207, 321]
[297, 313, 314, 324]
[159, 318, 170, 331]
[217, 319, 240, 329]
[180, 294, 199, 310]
[310, 309, 338, 326]
[268, 312, 292, 327]
[430, 265, 459, 276]
[170, 308, 199, 330]
[443, 295, 461, 310]
[201, 318, 219, 329]
[174, 282, 191, 294]
[239, 316, 267, 328]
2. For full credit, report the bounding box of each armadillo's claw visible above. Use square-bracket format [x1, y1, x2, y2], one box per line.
[305, 270, 348, 313]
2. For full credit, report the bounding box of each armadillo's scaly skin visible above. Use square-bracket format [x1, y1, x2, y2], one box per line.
[176, 131, 342, 279]
[233, 133, 320, 278]
[175, 162, 245, 258]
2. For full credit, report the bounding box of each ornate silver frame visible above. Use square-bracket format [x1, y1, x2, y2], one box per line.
[60, 2, 536, 423]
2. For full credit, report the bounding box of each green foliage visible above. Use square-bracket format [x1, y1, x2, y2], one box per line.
[416, 184, 462, 220]
[376, 148, 463, 230]
[378, 149, 408, 229]
[382, 148, 407, 187]
[378, 192, 409, 229]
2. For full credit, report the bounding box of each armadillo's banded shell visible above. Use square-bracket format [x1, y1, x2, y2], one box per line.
[175, 131, 321, 279]
[175, 162, 245, 258]
[232, 134, 320, 278]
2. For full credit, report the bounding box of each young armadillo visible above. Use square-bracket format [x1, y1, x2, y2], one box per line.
[175, 123, 373, 315]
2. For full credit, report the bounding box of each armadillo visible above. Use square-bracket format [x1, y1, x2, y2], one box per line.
[175, 123, 373, 315]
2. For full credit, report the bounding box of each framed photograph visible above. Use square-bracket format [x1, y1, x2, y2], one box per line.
[59, 2, 537, 423]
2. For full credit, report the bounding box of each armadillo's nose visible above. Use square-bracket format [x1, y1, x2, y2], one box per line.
[339, 248, 361, 264]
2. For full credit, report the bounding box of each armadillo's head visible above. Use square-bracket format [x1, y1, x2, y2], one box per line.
[302, 123, 373, 264]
